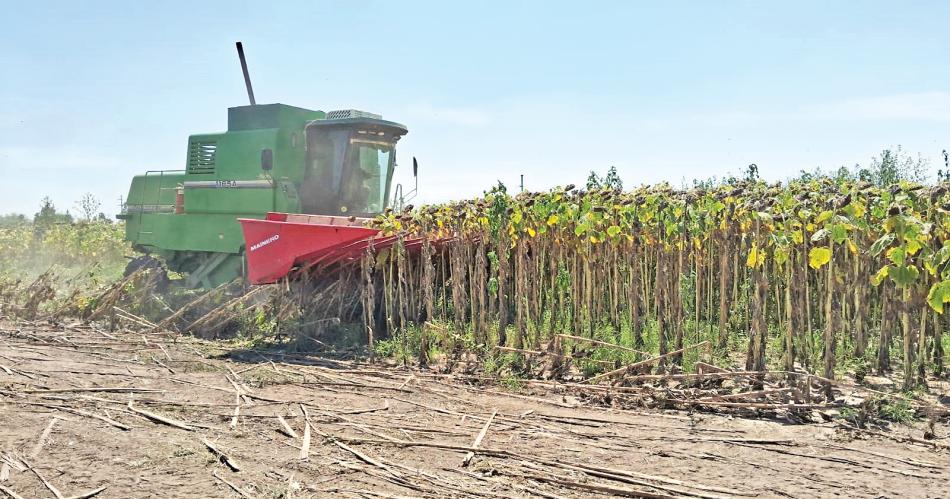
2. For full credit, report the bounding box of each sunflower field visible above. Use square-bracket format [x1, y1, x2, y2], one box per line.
[362, 177, 950, 389]
[0, 220, 128, 280]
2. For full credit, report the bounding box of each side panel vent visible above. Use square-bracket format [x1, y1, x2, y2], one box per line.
[187, 141, 217, 174]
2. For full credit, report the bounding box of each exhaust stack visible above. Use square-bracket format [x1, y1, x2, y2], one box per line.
[235, 42, 256, 106]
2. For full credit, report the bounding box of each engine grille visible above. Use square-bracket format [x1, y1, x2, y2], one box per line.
[187, 141, 217, 174]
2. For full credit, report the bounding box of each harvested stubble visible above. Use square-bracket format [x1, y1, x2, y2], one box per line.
[1, 318, 947, 498]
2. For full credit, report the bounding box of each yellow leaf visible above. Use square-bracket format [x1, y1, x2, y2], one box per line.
[808, 247, 832, 270]
[590, 235, 600, 244]
[847, 239, 858, 255]
[546, 215, 559, 226]
[851, 201, 867, 218]
[906, 238, 922, 256]
[925, 261, 938, 276]
[746, 243, 759, 268]
[526, 227, 537, 237]
[886, 247, 905, 266]
[774, 247, 789, 265]
[871, 265, 889, 286]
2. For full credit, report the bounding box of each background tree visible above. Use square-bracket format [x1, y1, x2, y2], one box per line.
[937, 149, 950, 182]
[863, 146, 929, 186]
[0, 214, 28, 227]
[33, 197, 73, 240]
[587, 166, 624, 191]
[743, 163, 759, 182]
[74, 193, 102, 222]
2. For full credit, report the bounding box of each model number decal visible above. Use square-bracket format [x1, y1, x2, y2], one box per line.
[183, 180, 273, 189]
[250, 234, 280, 251]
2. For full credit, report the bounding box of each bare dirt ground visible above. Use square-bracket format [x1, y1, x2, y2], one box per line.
[0, 319, 947, 499]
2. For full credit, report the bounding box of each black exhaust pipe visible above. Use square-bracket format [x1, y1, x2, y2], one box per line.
[235, 42, 256, 106]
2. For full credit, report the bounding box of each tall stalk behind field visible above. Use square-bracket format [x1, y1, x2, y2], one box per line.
[360, 179, 950, 384]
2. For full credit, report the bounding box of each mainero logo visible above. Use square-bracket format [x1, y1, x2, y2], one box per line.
[250, 234, 279, 252]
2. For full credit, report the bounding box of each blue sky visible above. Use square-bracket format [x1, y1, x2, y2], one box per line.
[2, 1, 949, 217]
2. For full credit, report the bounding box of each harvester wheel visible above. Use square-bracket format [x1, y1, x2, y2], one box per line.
[124, 255, 171, 291]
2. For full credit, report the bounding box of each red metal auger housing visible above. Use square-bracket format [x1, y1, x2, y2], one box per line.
[239, 213, 430, 284]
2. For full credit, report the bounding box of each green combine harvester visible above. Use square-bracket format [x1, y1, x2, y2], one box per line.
[118, 43, 414, 288]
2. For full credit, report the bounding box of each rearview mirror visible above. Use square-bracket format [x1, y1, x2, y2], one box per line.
[261, 149, 273, 171]
[412, 157, 418, 177]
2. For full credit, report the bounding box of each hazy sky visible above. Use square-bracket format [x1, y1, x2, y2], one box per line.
[2, 1, 949, 217]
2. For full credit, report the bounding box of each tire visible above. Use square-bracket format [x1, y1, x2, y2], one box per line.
[124, 255, 171, 291]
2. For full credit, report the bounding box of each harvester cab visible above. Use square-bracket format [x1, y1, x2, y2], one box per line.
[118, 43, 409, 288]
